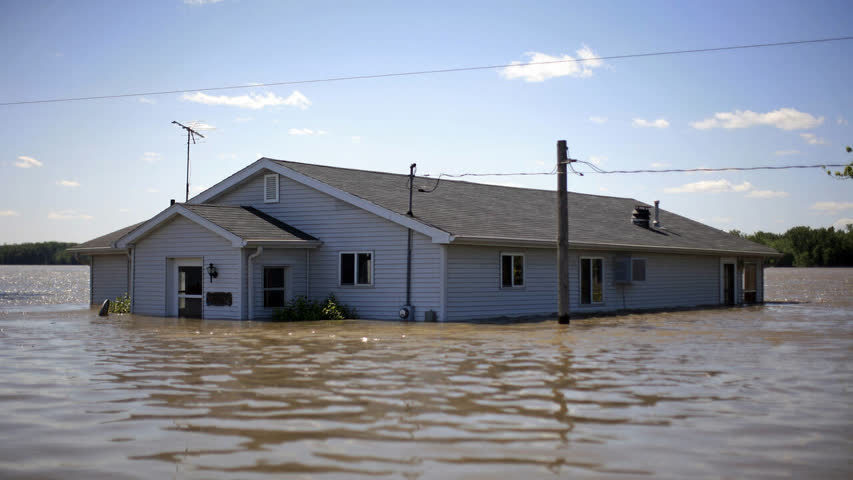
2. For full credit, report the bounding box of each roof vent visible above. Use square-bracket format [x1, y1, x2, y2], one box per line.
[632, 205, 651, 228]
[654, 200, 661, 228]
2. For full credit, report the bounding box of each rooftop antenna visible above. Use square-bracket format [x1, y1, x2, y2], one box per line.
[171, 120, 205, 202]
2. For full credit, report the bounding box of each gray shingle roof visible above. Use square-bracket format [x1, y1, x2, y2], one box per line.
[182, 204, 317, 243]
[67, 221, 145, 252]
[269, 159, 779, 256]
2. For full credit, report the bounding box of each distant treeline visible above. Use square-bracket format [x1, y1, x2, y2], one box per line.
[0, 242, 82, 265]
[730, 225, 853, 267]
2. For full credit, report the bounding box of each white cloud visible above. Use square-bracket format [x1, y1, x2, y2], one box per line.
[832, 218, 853, 230]
[181, 90, 311, 110]
[775, 150, 800, 156]
[351, 136, 362, 143]
[146, 188, 159, 193]
[664, 179, 752, 194]
[142, 152, 161, 163]
[650, 162, 670, 168]
[234, 116, 252, 122]
[48, 210, 92, 220]
[14, 156, 42, 168]
[690, 108, 823, 131]
[189, 185, 207, 194]
[745, 189, 789, 199]
[810, 201, 853, 212]
[838, 115, 849, 126]
[0, 210, 19, 217]
[588, 155, 607, 165]
[288, 128, 328, 136]
[138, 97, 156, 104]
[56, 180, 80, 187]
[800, 133, 828, 145]
[632, 118, 669, 128]
[710, 216, 732, 224]
[187, 121, 216, 131]
[588, 116, 608, 124]
[118, 208, 130, 213]
[500, 46, 604, 82]
[184, 0, 223, 5]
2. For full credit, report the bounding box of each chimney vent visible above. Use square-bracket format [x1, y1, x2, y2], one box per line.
[170, 199, 176, 206]
[632, 205, 651, 228]
[654, 200, 661, 228]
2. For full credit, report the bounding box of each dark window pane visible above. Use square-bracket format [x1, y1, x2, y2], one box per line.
[340, 253, 355, 285]
[502, 255, 512, 287]
[179, 266, 202, 295]
[357, 253, 372, 285]
[513, 255, 524, 286]
[632, 259, 646, 281]
[179, 297, 202, 318]
[264, 267, 284, 288]
[581, 258, 591, 304]
[592, 259, 603, 303]
[264, 290, 285, 308]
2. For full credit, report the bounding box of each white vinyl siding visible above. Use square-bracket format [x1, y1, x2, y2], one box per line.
[90, 254, 128, 305]
[214, 171, 442, 321]
[264, 174, 279, 203]
[132, 216, 243, 319]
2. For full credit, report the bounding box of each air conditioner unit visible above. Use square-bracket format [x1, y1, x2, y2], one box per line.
[399, 305, 414, 320]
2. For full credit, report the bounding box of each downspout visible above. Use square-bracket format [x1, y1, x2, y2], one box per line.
[305, 249, 310, 299]
[126, 248, 134, 313]
[247, 246, 263, 320]
[405, 163, 416, 308]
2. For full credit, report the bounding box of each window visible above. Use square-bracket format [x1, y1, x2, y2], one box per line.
[631, 258, 647, 282]
[264, 174, 279, 203]
[501, 253, 524, 288]
[580, 257, 604, 304]
[340, 252, 373, 286]
[263, 267, 285, 307]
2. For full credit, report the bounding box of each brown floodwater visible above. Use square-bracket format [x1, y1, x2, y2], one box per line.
[0, 267, 850, 479]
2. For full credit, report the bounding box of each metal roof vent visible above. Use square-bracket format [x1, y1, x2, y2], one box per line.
[632, 205, 651, 228]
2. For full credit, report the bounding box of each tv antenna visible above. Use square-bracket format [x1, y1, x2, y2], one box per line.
[171, 120, 206, 202]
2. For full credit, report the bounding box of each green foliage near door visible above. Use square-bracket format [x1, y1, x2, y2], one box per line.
[272, 294, 358, 321]
[109, 293, 131, 314]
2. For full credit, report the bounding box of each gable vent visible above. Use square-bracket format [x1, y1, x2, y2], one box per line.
[264, 174, 279, 203]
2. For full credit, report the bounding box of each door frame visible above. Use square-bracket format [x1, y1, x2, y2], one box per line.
[169, 257, 203, 317]
[720, 257, 736, 305]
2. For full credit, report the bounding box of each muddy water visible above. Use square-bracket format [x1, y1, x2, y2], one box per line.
[0, 268, 850, 479]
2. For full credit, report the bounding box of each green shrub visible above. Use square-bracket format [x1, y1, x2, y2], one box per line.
[272, 293, 357, 321]
[109, 293, 131, 314]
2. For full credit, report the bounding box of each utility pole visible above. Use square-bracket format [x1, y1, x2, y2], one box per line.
[171, 121, 205, 202]
[557, 140, 571, 324]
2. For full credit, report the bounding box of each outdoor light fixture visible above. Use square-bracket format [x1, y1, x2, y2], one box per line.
[207, 263, 218, 283]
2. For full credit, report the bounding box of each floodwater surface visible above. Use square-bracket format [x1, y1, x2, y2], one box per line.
[0, 267, 850, 479]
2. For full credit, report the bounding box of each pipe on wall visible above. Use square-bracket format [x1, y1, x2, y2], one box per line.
[247, 246, 263, 320]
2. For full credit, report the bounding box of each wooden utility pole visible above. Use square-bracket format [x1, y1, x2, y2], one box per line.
[171, 121, 205, 202]
[557, 140, 570, 324]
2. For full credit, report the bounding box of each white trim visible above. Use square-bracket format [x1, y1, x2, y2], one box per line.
[171, 258, 203, 318]
[115, 205, 244, 248]
[188, 158, 453, 244]
[438, 244, 447, 322]
[579, 256, 605, 305]
[719, 257, 736, 305]
[338, 250, 374, 287]
[263, 174, 279, 203]
[499, 252, 525, 289]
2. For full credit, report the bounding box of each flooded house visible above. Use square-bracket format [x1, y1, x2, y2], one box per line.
[69, 158, 779, 321]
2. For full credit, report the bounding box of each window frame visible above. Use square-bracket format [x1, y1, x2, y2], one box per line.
[631, 258, 647, 282]
[580, 256, 605, 305]
[500, 252, 525, 289]
[338, 251, 374, 287]
[262, 265, 286, 308]
[263, 173, 279, 203]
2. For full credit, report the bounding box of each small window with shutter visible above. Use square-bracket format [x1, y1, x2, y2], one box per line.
[264, 174, 279, 203]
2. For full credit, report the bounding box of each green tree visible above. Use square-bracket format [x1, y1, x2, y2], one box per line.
[827, 146, 852, 179]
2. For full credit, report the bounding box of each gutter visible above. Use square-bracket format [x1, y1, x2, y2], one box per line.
[449, 235, 782, 257]
[247, 247, 263, 320]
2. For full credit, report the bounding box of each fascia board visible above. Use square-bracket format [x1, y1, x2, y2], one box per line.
[115, 205, 244, 248]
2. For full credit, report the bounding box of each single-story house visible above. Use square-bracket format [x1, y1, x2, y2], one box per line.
[69, 158, 779, 321]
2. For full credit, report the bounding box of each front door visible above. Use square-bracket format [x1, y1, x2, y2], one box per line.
[176, 260, 203, 318]
[723, 263, 735, 305]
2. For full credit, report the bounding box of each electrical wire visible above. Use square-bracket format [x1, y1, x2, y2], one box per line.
[2, 36, 851, 106]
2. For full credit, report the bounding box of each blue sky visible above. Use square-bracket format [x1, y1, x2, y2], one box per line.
[1, 0, 851, 244]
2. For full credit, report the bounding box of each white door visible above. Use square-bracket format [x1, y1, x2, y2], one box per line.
[171, 258, 203, 318]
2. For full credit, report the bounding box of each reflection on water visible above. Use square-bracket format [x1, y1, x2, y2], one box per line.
[0, 268, 850, 479]
[0, 265, 89, 311]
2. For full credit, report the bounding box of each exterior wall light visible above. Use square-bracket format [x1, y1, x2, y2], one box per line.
[207, 263, 218, 283]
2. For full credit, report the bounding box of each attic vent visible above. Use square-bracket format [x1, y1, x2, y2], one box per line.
[632, 205, 651, 228]
[264, 174, 279, 203]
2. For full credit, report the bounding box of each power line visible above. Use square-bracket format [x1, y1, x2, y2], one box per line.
[2, 36, 852, 106]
